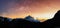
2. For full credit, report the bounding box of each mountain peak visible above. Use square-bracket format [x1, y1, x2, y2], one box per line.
[25, 15, 34, 20]
[24, 15, 40, 22]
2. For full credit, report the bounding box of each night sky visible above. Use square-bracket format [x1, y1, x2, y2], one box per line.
[0, 0, 60, 19]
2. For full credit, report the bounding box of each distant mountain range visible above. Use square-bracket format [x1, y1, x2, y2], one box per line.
[0, 10, 60, 28]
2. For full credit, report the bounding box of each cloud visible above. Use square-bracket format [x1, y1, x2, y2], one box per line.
[0, 0, 60, 18]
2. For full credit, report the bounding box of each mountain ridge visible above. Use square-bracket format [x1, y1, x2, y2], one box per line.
[0, 10, 60, 28]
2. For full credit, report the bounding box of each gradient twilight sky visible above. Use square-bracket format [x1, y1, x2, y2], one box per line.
[0, 0, 60, 19]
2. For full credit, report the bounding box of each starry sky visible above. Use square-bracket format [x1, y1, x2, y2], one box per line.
[0, 0, 60, 19]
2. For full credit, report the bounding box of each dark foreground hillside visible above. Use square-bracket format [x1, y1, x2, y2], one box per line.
[43, 10, 60, 28]
[0, 10, 60, 28]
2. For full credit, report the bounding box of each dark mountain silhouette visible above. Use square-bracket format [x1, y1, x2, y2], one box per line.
[4, 18, 42, 28]
[0, 10, 60, 28]
[0, 16, 4, 22]
[0, 16, 4, 25]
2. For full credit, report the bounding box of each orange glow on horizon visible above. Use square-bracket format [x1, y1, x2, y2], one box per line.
[1, 11, 57, 19]
[0, 0, 60, 20]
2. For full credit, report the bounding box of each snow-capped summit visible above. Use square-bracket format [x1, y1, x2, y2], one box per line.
[25, 15, 40, 22]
